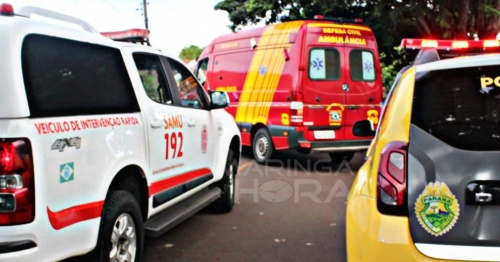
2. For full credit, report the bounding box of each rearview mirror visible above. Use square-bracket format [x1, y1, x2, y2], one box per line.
[353, 119, 376, 137]
[209, 90, 229, 110]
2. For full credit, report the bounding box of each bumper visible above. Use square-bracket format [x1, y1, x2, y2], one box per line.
[268, 126, 371, 152]
[346, 195, 462, 262]
[0, 217, 100, 261]
[0, 240, 36, 254]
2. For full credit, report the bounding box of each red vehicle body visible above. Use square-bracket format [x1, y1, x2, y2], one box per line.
[195, 16, 384, 164]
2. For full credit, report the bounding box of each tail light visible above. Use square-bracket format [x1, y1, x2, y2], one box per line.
[0, 138, 35, 225]
[290, 92, 303, 126]
[377, 141, 408, 216]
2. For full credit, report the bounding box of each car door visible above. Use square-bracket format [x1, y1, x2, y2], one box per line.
[131, 52, 193, 209]
[302, 23, 346, 140]
[161, 56, 218, 184]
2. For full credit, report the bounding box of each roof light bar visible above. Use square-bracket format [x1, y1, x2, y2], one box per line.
[401, 38, 500, 50]
[101, 29, 150, 40]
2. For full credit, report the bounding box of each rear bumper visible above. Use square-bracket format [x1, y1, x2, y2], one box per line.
[268, 126, 372, 152]
[346, 194, 499, 261]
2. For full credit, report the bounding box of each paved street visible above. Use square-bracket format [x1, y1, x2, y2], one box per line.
[142, 148, 365, 262]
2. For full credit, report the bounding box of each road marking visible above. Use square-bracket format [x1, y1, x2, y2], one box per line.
[238, 162, 251, 171]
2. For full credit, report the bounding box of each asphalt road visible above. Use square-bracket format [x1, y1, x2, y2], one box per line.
[142, 148, 365, 262]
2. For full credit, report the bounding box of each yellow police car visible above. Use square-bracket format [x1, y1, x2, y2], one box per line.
[346, 39, 500, 261]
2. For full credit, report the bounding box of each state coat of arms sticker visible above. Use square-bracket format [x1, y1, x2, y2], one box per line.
[414, 182, 460, 237]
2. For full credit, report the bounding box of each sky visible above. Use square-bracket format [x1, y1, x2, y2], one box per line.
[10, 0, 265, 57]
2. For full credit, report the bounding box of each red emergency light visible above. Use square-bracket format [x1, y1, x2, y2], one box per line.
[313, 14, 363, 24]
[101, 28, 150, 41]
[401, 38, 500, 50]
[0, 3, 14, 16]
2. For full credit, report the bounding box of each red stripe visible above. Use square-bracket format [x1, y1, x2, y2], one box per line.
[149, 168, 212, 197]
[47, 201, 104, 230]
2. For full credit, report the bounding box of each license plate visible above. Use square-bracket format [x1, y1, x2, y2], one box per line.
[314, 130, 335, 139]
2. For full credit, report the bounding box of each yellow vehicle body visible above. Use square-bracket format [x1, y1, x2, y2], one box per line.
[345, 67, 461, 262]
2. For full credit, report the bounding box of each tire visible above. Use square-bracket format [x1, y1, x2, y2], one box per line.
[92, 190, 144, 262]
[329, 152, 355, 163]
[252, 128, 275, 164]
[211, 148, 238, 213]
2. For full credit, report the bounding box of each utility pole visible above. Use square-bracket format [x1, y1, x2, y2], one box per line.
[143, 0, 148, 30]
[137, 0, 150, 45]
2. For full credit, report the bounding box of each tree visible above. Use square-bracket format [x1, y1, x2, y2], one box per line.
[179, 45, 203, 61]
[374, 0, 500, 39]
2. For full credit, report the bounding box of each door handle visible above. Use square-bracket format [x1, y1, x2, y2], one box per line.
[466, 182, 500, 205]
[187, 119, 196, 127]
[149, 118, 162, 128]
[476, 192, 493, 203]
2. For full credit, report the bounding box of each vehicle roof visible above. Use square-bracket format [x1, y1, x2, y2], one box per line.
[206, 19, 373, 44]
[414, 53, 500, 73]
[1, 5, 174, 56]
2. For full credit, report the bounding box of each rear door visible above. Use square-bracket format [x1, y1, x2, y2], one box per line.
[302, 23, 346, 140]
[407, 64, 500, 261]
[343, 29, 382, 140]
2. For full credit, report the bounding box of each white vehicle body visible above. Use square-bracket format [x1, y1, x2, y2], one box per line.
[0, 4, 241, 262]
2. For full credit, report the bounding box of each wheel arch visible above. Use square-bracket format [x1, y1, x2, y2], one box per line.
[105, 165, 149, 222]
[250, 122, 268, 144]
[229, 134, 241, 168]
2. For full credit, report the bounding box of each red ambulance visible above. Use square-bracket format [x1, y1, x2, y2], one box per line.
[195, 15, 384, 164]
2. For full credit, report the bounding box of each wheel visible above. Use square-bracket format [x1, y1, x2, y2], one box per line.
[252, 128, 275, 164]
[93, 190, 144, 262]
[329, 152, 355, 163]
[211, 148, 238, 213]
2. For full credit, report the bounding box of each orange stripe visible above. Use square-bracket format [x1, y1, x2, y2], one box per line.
[261, 21, 305, 122]
[251, 23, 291, 124]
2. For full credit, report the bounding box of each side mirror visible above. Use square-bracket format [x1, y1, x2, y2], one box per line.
[353, 119, 376, 137]
[209, 90, 229, 110]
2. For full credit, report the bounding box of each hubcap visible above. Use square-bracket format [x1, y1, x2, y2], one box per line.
[110, 213, 137, 262]
[255, 135, 269, 160]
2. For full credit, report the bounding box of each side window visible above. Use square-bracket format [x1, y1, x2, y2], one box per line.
[132, 53, 172, 104]
[195, 58, 209, 86]
[166, 58, 207, 109]
[21, 34, 140, 117]
[309, 48, 340, 80]
[350, 50, 375, 81]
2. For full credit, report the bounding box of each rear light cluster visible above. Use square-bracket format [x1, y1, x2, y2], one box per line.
[0, 139, 35, 225]
[401, 38, 500, 50]
[377, 141, 408, 216]
[290, 92, 304, 126]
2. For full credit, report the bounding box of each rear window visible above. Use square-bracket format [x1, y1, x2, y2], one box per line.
[412, 65, 500, 151]
[308, 48, 340, 80]
[350, 50, 375, 81]
[21, 34, 140, 118]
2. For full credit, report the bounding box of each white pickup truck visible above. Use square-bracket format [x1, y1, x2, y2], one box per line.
[0, 3, 241, 262]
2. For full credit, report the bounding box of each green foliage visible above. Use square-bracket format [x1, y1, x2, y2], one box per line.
[380, 47, 403, 93]
[179, 45, 203, 61]
[214, 0, 500, 94]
